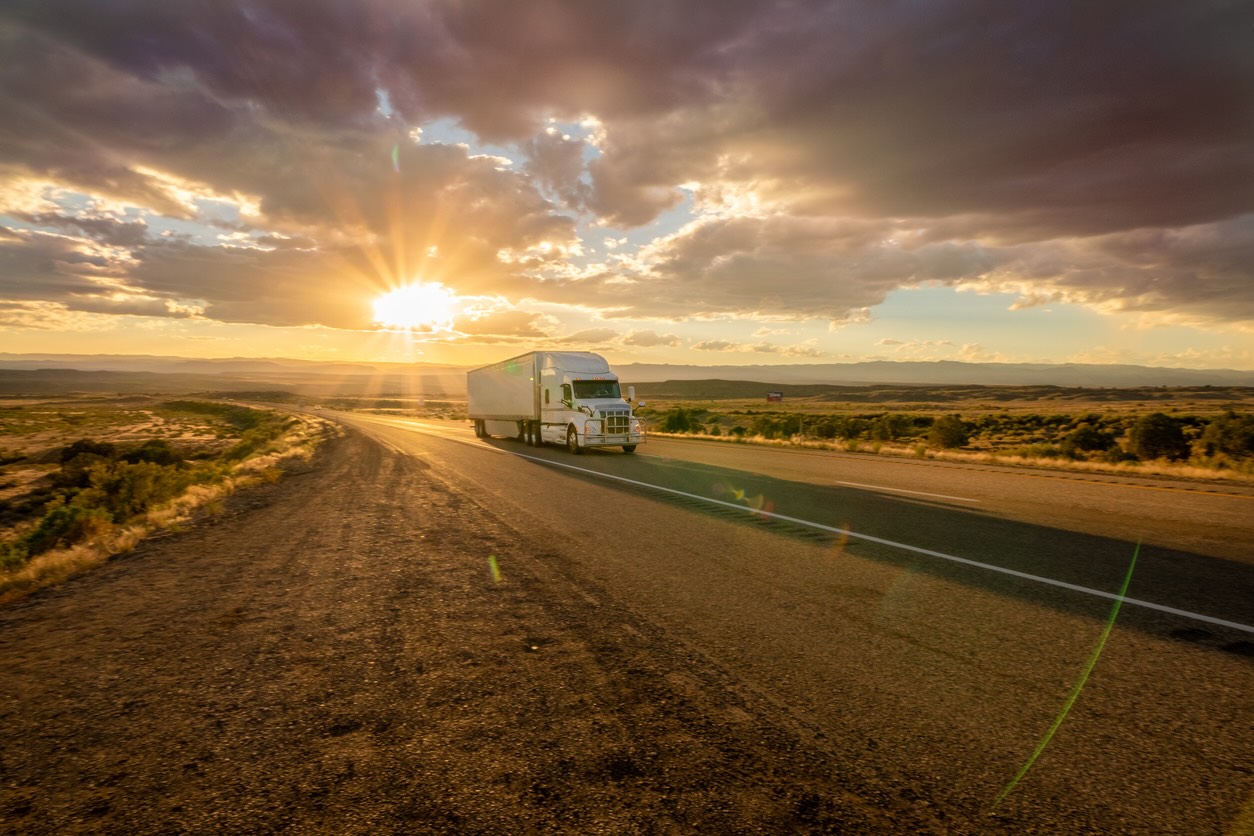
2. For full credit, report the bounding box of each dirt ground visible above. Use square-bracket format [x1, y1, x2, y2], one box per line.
[0, 430, 930, 834]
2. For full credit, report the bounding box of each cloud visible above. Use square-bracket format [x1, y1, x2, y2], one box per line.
[529, 215, 1003, 324]
[1070, 344, 1254, 369]
[692, 340, 738, 352]
[558, 327, 618, 344]
[522, 128, 591, 211]
[692, 338, 825, 358]
[956, 215, 1254, 330]
[451, 309, 556, 338]
[877, 338, 956, 353]
[623, 329, 680, 347]
[956, 343, 1009, 363]
[1, 0, 1252, 345]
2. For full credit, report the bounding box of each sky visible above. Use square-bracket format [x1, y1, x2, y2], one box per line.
[1, 1, 1253, 370]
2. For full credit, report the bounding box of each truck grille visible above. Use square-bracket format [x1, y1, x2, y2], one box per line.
[604, 410, 630, 434]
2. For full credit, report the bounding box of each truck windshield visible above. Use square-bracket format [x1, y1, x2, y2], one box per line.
[572, 380, 621, 400]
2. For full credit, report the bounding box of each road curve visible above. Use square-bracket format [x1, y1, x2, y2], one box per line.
[333, 413, 1254, 835]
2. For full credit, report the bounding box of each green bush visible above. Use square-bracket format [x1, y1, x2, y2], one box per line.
[1128, 413, 1189, 461]
[928, 415, 970, 449]
[1200, 411, 1254, 458]
[59, 438, 116, 463]
[79, 461, 194, 522]
[23, 502, 114, 556]
[658, 408, 693, 433]
[871, 414, 912, 442]
[122, 439, 183, 466]
[1060, 423, 1118, 458]
[1, 541, 28, 572]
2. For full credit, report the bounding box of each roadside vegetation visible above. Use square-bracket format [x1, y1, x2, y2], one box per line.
[0, 398, 333, 603]
[636, 400, 1254, 482]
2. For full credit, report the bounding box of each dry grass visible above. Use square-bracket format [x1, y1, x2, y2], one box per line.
[0, 524, 144, 606]
[0, 411, 339, 605]
[650, 430, 1254, 485]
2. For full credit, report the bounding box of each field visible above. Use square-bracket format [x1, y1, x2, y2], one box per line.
[627, 382, 1254, 481]
[0, 395, 331, 602]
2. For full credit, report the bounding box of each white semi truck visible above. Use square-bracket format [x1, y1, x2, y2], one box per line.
[467, 351, 646, 454]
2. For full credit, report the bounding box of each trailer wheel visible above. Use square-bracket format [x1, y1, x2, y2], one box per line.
[622, 445, 637, 453]
[531, 421, 543, 447]
[474, 419, 485, 438]
[567, 425, 582, 455]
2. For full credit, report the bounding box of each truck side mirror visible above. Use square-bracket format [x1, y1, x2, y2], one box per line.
[627, 385, 635, 402]
[637, 401, 647, 408]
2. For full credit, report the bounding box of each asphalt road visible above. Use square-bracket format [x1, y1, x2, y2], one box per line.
[334, 412, 1254, 834]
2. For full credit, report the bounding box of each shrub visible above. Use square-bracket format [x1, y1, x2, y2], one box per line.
[59, 438, 116, 463]
[1128, 413, 1189, 461]
[749, 414, 779, 439]
[928, 415, 970, 449]
[23, 502, 113, 556]
[871, 414, 912, 442]
[1060, 423, 1118, 458]
[79, 461, 194, 522]
[1, 541, 28, 572]
[1200, 411, 1254, 458]
[660, 408, 694, 433]
[122, 439, 183, 466]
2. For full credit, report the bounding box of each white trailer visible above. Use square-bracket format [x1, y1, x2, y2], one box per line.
[467, 351, 646, 453]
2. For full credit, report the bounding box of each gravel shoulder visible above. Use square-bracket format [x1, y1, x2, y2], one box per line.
[0, 430, 927, 834]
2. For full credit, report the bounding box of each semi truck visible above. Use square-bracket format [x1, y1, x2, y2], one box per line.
[467, 351, 646, 454]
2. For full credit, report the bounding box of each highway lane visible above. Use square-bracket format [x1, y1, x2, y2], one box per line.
[640, 435, 1254, 565]
[331, 412, 1254, 833]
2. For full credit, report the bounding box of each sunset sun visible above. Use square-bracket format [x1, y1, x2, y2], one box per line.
[372, 282, 458, 331]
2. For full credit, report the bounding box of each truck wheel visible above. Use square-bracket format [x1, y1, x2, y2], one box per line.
[622, 445, 637, 453]
[474, 419, 485, 438]
[567, 426, 582, 455]
[531, 422, 543, 447]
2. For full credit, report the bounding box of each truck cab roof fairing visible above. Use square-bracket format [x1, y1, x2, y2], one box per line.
[538, 352, 612, 375]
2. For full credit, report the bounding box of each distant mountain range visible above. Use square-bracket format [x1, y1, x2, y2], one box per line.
[2, 353, 1253, 395]
[616, 360, 1254, 387]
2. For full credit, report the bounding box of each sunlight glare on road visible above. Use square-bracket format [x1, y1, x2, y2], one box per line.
[713, 481, 775, 517]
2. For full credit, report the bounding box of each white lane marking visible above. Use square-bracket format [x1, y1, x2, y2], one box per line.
[829, 479, 980, 504]
[354, 416, 1254, 636]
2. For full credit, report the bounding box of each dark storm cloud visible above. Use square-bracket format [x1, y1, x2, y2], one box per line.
[9, 0, 1250, 233]
[1, 0, 1252, 331]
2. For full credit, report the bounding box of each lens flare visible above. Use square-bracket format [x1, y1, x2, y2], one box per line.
[993, 540, 1142, 808]
[712, 481, 774, 517]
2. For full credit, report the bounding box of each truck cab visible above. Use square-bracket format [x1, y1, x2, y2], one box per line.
[541, 369, 643, 453]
